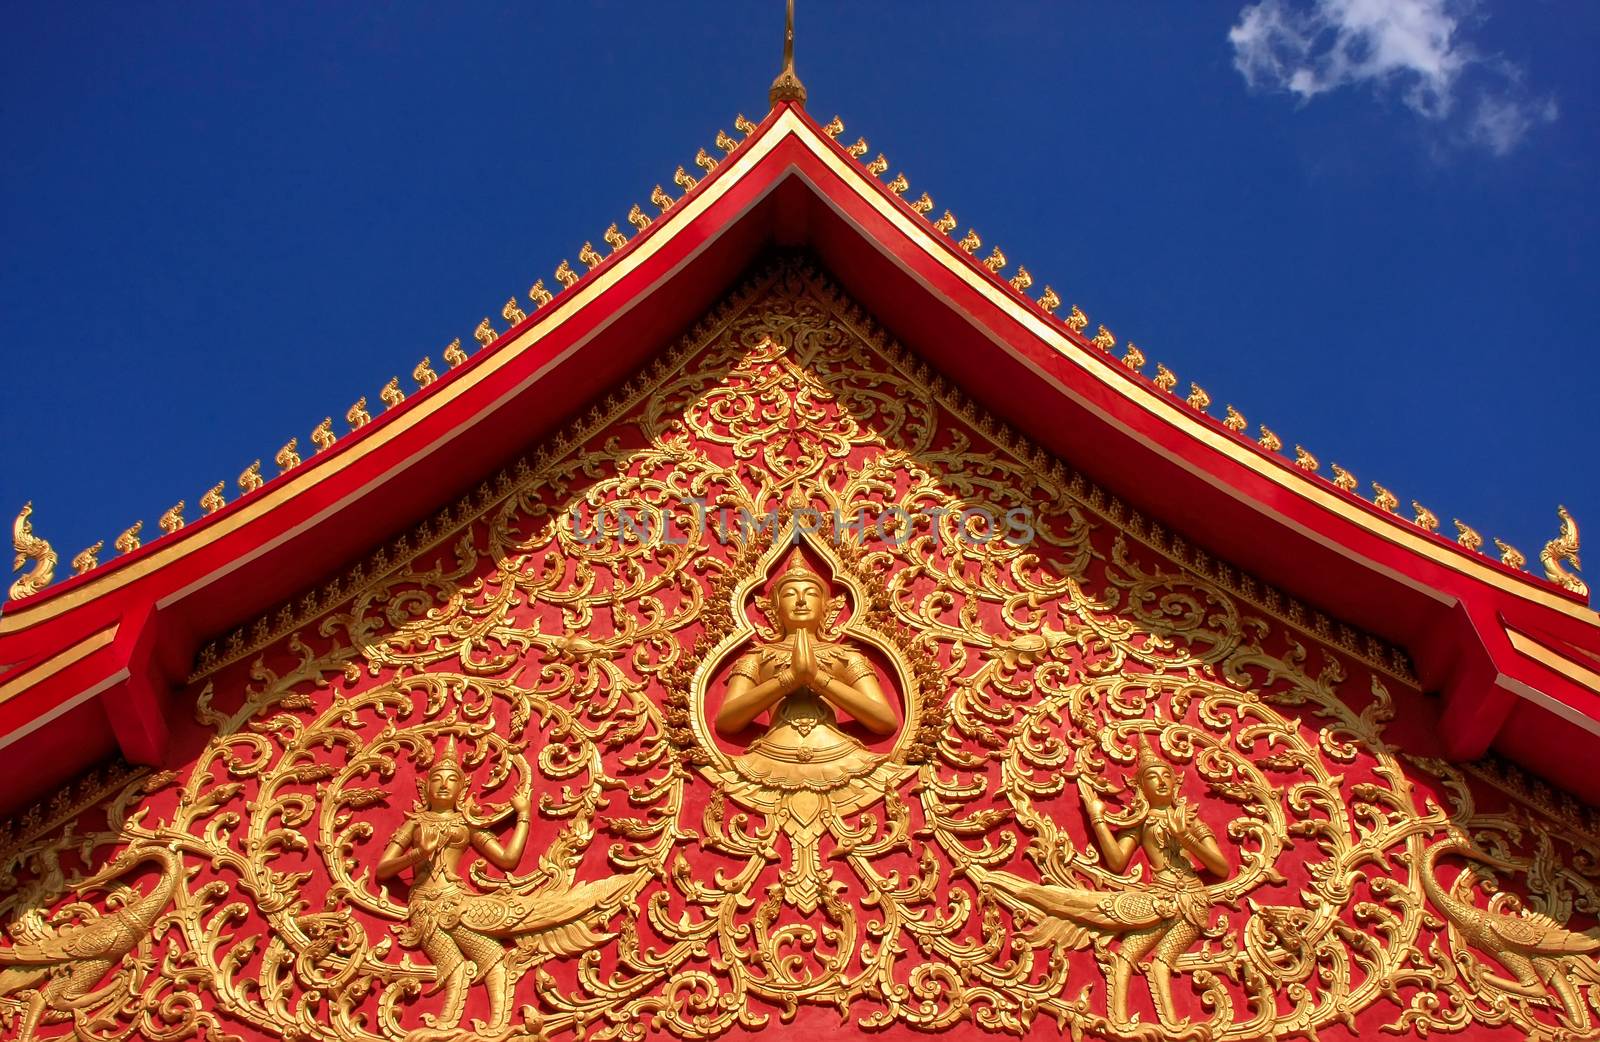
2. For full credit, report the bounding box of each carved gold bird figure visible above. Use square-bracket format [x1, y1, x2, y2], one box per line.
[71, 540, 103, 577]
[821, 115, 844, 137]
[1186, 383, 1212, 411]
[1037, 287, 1061, 314]
[845, 137, 869, 158]
[311, 417, 336, 452]
[1065, 306, 1089, 333]
[1371, 482, 1399, 514]
[1419, 838, 1600, 1026]
[715, 129, 738, 153]
[528, 280, 553, 307]
[956, 229, 981, 253]
[865, 153, 889, 176]
[603, 223, 627, 252]
[1330, 464, 1357, 492]
[909, 192, 934, 215]
[199, 483, 226, 516]
[983, 247, 1006, 273]
[413, 358, 437, 388]
[628, 203, 651, 230]
[933, 210, 958, 234]
[1454, 519, 1484, 552]
[578, 242, 603, 270]
[1222, 405, 1247, 433]
[673, 165, 697, 192]
[1259, 426, 1282, 452]
[380, 376, 405, 410]
[346, 397, 371, 430]
[276, 438, 301, 472]
[473, 319, 497, 348]
[555, 261, 579, 288]
[114, 520, 143, 555]
[650, 185, 674, 212]
[443, 338, 468, 368]
[1293, 445, 1319, 472]
[1411, 502, 1439, 532]
[734, 113, 757, 135]
[1496, 538, 1527, 570]
[1091, 325, 1116, 351]
[158, 502, 185, 535]
[238, 460, 264, 493]
[10, 502, 56, 600]
[1010, 266, 1034, 292]
[694, 147, 717, 173]
[1541, 505, 1587, 596]
[502, 297, 527, 325]
[1154, 364, 1177, 391]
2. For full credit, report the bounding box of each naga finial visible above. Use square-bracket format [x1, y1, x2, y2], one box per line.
[1411, 501, 1439, 533]
[1293, 445, 1319, 472]
[768, 0, 807, 108]
[1122, 343, 1146, 371]
[1454, 519, 1483, 552]
[200, 483, 226, 516]
[10, 502, 57, 600]
[1153, 364, 1177, 392]
[1222, 405, 1247, 433]
[1065, 306, 1089, 333]
[1009, 265, 1034, 292]
[71, 540, 103, 576]
[1541, 505, 1588, 597]
[239, 460, 264, 493]
[1495, 538, 1526, 571]
[380, 377, 406, 410]
[528, 280, 553, 307]
[1258, 426, 1282, 452]
[159, 501, 186, 535]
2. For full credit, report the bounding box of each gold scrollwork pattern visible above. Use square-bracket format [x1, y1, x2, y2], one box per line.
[3, 260, 1598, 1042]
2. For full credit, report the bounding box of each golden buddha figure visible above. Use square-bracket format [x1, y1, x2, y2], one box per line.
[973, 738, 1232, 1034]
[715, 549, 897, 789]
[375, 737, 635, 1037]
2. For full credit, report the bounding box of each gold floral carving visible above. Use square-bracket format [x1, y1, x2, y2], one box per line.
[14, 260, 1600, 1042]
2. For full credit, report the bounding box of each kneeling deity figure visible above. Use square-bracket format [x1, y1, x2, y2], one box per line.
[715, 549, 897, 788]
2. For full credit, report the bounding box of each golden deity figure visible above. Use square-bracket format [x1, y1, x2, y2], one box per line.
[974, 738, 1232, 1035]
[715, 549, 897, 789]
[376, 738, 635, 1038]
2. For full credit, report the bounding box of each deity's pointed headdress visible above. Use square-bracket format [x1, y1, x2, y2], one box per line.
[1133, 734, 1165, 775]
[770, 547, 830, 598]
[429, 735, 463, 780]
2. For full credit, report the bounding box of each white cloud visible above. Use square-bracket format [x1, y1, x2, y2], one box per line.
[1229, 0, 1555, 153]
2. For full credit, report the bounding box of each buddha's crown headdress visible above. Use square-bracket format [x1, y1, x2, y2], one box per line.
[1133, 735, 1166, 775]
[429, 735, 464, 780]
[770, 547, 830, 597]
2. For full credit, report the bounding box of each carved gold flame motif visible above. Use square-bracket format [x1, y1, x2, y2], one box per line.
[3, 262, 1599, 1042]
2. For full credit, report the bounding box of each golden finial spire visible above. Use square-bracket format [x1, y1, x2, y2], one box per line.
[768, 0, 807, 108]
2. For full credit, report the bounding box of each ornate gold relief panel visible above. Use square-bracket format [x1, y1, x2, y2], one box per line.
[6, 260, 1600, 1042]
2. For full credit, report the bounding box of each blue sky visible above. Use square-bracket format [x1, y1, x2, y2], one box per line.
[2, 2, 1596, 596]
